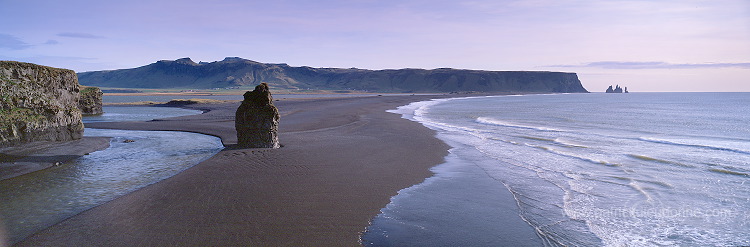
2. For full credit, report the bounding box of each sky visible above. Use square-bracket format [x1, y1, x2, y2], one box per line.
[1, 0, 748, 92]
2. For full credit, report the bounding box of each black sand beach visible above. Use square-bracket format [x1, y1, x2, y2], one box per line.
[4, 94, 539, 246]
[0, 138, 110, 181]
[9, 95, 451, 246]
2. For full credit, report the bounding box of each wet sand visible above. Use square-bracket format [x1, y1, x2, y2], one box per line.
[15, 95, 455, 246]
[0, 137, 111, 181]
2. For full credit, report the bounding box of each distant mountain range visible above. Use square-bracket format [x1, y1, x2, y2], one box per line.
[77, 57, 588, 93]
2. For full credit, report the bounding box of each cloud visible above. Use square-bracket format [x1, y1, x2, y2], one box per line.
[57, 32, 105, 39]
[44, 39, 60, 45]
[0, 33, 32, 50]
[549, 61, 750, 69]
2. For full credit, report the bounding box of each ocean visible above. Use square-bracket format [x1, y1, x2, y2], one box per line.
[364, 93, 750, 246]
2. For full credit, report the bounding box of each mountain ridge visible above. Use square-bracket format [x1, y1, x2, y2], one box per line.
[77, 57, 589, 93]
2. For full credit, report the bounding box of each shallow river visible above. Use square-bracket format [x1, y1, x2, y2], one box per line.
[0, 106, 224, 244]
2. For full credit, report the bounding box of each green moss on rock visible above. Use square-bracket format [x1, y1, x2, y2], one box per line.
[1, 61, 84, 146]
[78, 86, 103, 115]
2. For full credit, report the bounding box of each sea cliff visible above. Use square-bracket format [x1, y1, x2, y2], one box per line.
[78, 57, 589, 93]
[0, 61, 85, 147]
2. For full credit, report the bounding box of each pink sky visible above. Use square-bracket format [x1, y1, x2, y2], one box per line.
[1, 0, 748, 92]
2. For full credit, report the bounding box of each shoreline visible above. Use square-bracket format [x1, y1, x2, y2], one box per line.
[0, 137, 111, 181]
[12, 95, 455, 245]
[7, 94, 529, 246]
[363, 96, 544, 245]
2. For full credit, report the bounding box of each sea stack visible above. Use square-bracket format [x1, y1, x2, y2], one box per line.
[606, 85, 625, 93]
[235, 83, 280, 148]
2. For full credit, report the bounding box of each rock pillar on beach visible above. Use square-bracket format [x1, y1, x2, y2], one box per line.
[235, 83, 280, 148]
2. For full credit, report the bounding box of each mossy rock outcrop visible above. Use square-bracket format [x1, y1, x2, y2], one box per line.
[79, 86, 103, 115]
[1, 61, 85, 147]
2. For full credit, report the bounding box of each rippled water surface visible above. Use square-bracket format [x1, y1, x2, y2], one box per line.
[0, 108, 223, 244]
[366, 93, 750, 246]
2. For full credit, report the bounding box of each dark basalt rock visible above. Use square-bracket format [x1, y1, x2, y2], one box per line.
[606, 85, 626, 93]
[235, 83, 280, 148]
[79, 86, 103, 115]
[1, 61, 84, 147]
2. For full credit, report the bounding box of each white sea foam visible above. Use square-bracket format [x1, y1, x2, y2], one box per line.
[640, 136, 750, 155]
[373, 93, 750, 246]
[475, 117, 565, 132]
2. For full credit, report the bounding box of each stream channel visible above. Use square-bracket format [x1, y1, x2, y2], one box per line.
[0, 106, 224, 244]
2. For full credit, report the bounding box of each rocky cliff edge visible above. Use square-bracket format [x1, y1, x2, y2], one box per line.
[1, 61, 85, 147]
[78, 57, 589, 93]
